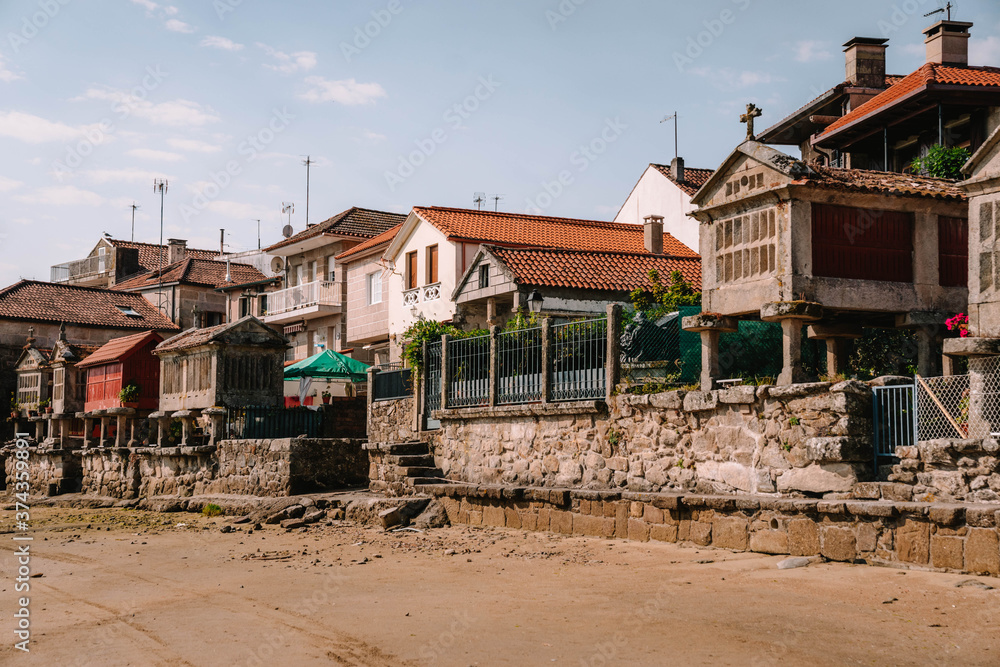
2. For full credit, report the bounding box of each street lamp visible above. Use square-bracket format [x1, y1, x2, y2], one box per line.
[527, 290, 544, 314]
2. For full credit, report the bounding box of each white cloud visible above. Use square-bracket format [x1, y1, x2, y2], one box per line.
[126, 148, 184, 162]
[256, 43, 317, 74]
[76, 88, 221, 126]
[14, 186, 105, 206]
[0, 54, 22, 83]
[0, 111, 106, 144]
[164, 5, 178, 15]
[690, 67, 780, 91]
[201, 35, 243, 51]
[299, 77, 387, 105]
[165, 19, 195, 34]
[0, 175, 23, 192]
[793, 40, 833, 63]
[129, 0, 158, 11]
[361, 130, 387, 142]
[971, 36, 1000, 66]
[167, 137, 222, 153]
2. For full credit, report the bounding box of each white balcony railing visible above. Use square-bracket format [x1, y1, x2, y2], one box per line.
[50, 254, 108, 282]
[403, 288, 420, 307]
[423, 283, 441, 302]
[402, 283, 441, 308]
[265, 280, 341, 316]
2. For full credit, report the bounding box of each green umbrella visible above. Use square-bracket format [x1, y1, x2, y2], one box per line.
[284, 349, 370, 383]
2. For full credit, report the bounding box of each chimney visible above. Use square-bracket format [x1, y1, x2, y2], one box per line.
[670, 156, 685, 183]
[924, 20, 972, 66]
[643, 215, 664, 255]
[167, 238, 187, 264]
[843, 37, 888, 88]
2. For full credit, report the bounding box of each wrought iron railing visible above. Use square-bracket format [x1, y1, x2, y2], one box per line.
[50, 254, 108, 282]
[425, 341, 442, 415]
[552, 318, 607, 401]
[373, 368, 413, 402]
[497, 327, 543, 404]
[446, 334, 490, 408]
[265, 280, 341, 316]
[225, 406, 324, 439]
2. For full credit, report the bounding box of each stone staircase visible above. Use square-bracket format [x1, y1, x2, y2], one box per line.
[365, 441, 446, 496]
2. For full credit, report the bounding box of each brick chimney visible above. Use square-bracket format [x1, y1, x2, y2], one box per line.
[843, 37, 888, 88]
[167, 238, 187, 264]
[670, 156, 685, 183]
[643, 215, 664, 255]
[924, 20, 972, 66]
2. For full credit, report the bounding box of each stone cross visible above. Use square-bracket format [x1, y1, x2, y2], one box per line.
[740, 103, 763, 141]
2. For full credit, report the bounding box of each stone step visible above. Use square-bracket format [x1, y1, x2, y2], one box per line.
[382, 442, 429, 456]
[397, 466, 443, 478]
[405, 477, 446, 487]
[389, 454, 435, 467]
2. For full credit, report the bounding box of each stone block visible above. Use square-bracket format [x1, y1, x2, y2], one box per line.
[627, 518, 651, 542]
[879, 483, 914, 502]
[615, 502, 628, 539]
[574, 514, 616, 538]
[852, 482, 881, 500]
[788, 519, 820, 556]
[712, 516, 749, 550]
[718, 386, 757, 404]
[964, 528, 1000, 575]
[643, 505, 665, 524]
[777, 464, 860, 494]
[521, 512, 538, 531]
[820, 526, 857, 562]
[504, 506, 522, 529]
[929, 505, 965, 526]
[649, 391, 684, 410]
[856, 523, 878, 553]
[550, 509, 573, 534]
[845, 501, 896, 518]
[930, 535, 965, 570]
[805, 437, 870, 463]
[483, 504, 506, 527]
[650, 523, 679, 542]
[689, 521, 712, 546]
[965, 507, 997, 528]
[683, 391, 719, 412]
[896, 519, 930, 565]
[749, 529, 789, 555]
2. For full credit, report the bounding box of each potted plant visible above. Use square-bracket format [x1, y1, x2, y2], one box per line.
[9, 391, 18, 420]
[321, 390, 332, 404]
[39, 398, 52, 414]
[118, 381, 141, 408]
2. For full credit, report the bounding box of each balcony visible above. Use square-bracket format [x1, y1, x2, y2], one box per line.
[50, 255, 109, 286]
[262, 280, 342, 324]
[403, 283, 442, 308]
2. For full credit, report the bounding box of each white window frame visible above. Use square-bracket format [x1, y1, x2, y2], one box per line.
[367, 271, 383, 305]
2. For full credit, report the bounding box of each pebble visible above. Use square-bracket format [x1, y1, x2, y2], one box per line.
[776, 557, 811, 570]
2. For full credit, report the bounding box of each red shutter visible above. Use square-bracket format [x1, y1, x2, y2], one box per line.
[811, 203, 913, 283]
[938, 216, 968, 287]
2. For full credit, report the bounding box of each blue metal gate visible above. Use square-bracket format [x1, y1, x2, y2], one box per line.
[424, 342, 442, 430]
[872, 384, 915, 468]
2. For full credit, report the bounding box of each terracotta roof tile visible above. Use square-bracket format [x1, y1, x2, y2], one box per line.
[821, 64, 1000, 137]
[0, 281, 179, 330]
[76, 330, 163, 369]
[487, 246, 702, 292]
[335, 224, 402, 261]
[798, 165, 966, 200]
[265, 207, 407, 252]
[109, 239, 221, 274]
[113, 258, 268, 291]
[650, 164, 715, 196]
[154, 322, 228, 353]
[413, 207, 699, 257]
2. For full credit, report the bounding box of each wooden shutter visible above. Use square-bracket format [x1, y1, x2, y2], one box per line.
[407, 251, 418, 290]
[811, 203, 913, 283]
[427, 245, 439, 284]
[938, 217, 968, 287]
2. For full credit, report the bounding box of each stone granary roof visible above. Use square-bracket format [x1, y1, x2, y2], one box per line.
[76, 330, 163, 369]
[108, 239, 221, 273]
[796, 165, 967, 200]
[410, 207, 699, 257]
[650, 164, 716, 197]
[483, 245, 702, 291]
[154, 315, 287, 354]
[113, 258, 269, 291]
[265, 207, 407, 253]
[0, 280, 179, 331]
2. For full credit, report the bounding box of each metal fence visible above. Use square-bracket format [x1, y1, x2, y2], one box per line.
[497, 327, 544, 404]
[552, 318, 607, 401]
[915, 356, 1000, 440]
[372, 368, 412, 402]
[872, 385, 915, 463]
[226, 406, 324, 439]
[620, 310, 683, 384]
[446, 334, 490, 408]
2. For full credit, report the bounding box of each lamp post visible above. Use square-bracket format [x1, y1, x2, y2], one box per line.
[153, 179, 169, 315]
[527, 290, 544, 314]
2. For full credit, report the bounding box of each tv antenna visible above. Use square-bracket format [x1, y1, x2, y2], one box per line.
[473, 192, 486, 210]
[491, 194, 504, 212]
[302, 155, 313, 226]
[153, 179, 168, 315]
[130, 202, 140, 242]
[925, 2, 953, 20]
[282, 202, 295, 238]
[661, 112, 679, 161]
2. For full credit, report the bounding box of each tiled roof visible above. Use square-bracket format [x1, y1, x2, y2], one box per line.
[797, 165, 966, 200]
[413, 207, 699, 257]
[487, 246, 702, 292]
[154, 322, 228, 353]
[650, 164, 715, 196]
[113, 258, 268, 291]
[335, 225, 402, 261]
[109, 239, 221, 274]
[821, 64, 1000, 137]
[0, 281, 179, 330]
[265, 207, 407, 252]
[76, 330, 162, 369]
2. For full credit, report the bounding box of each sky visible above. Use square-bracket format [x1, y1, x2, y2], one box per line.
[1, 0, 999, 286]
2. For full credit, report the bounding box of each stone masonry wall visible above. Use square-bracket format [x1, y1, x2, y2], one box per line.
[431, 381, 872, 497]
[892, 439, 1000, 503]
[81, 446, 215, 499]
[368, 396, 416, 445]
[4, 447, 81, 495]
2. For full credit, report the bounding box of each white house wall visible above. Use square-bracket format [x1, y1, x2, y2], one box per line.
[614, 166, 699, 252]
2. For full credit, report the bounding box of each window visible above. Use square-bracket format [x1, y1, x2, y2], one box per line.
[115, 305, 141, 318]
[367, 271, 383, 305]
[204, 311, 224, 327]
[239, 297, 250, 318]
[310, 260, 318, 282]
[478, 264, 490, 289]
[294, 264, 304, 287]
[258, 294, 268, 316]
[426, 245, 439, 284]
[406, 251, 418, 290]
[327, 256, 337, 282]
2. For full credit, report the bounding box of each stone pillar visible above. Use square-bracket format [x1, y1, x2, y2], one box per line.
[915, 327, 938, 378]
[173, 410, 194, 446]
[203, 407, 226, 447]
[109, 408, 135, 448]
[606, 304, 622, 401]
[42, 415, 56, 446]
[32, 417, 44, 443]
[807, 324, 862, 378]
[762, 302, 823, 386]
[541, 317, 552, 404]
[488, 325, 500, 407]
[682, 313, 738, 391]
[78, 412, 92, 449]
[148, 412, 172, 447]
[942, 354, 958, 377]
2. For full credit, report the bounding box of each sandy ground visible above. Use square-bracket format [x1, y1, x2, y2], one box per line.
[0, 501, 998, 667]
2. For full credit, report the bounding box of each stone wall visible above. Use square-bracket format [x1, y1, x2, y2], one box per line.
[369, 396, 416, 445]
[892, 439, 1000, 503]
[423, 483, 1000, 577]
[431, 381, 873, 497]
[3, 446, 81, 495]
[322, 398, 367, 439]
[81, 446, 215, 499]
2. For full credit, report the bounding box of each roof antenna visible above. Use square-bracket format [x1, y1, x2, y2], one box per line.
[925, 2, 953, 20]
[660, 112, 679, 161]
[130, 202, 140, 242]
[282, 202, 295, 238]
[491, 194, 504, 212]
[473, 192, 486, 211]
[302, 155, 313, 226]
